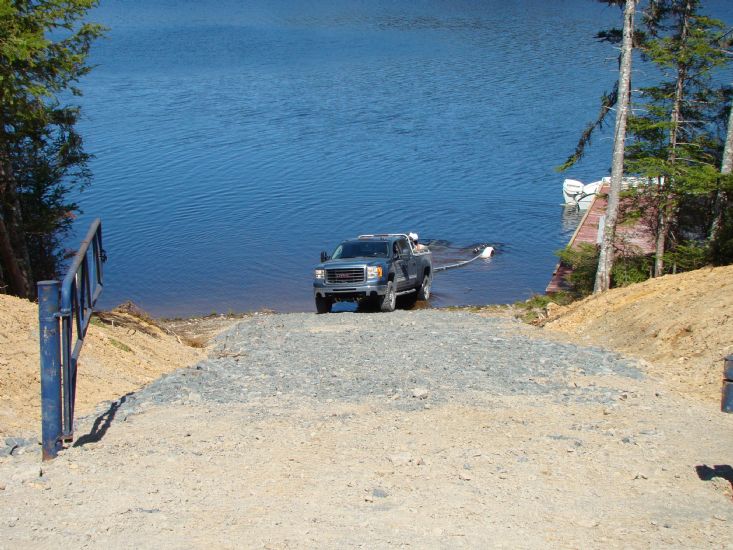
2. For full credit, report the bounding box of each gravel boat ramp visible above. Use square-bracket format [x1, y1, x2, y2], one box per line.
[1, 309, 732, 548]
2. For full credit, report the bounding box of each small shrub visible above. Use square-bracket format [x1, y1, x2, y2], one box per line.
[513, 292, 574, 323]
[556, 244, 656, 292]
[556, 243, 599, 297]
[521, 293, 574, 310]
[664, 241, 710, 273]
[611, 254, 652, 287]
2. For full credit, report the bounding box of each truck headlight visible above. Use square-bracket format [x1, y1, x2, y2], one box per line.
[314, 269, 325, 279]
[367, 266, 383, 279]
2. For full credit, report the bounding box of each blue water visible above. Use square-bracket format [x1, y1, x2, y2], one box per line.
[72, 0, 733, 316]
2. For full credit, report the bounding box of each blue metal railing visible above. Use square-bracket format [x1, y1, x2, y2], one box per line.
[38, 219, 105, 460]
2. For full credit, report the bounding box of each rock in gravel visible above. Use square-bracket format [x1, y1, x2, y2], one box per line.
[388, 452, 413, 467]
[1, 437, 36, 457]
[411, 387, 429, 399]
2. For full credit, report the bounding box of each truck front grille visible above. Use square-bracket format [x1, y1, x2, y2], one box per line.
[326, 268, 365, 284]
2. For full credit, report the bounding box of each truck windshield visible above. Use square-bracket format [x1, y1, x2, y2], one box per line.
[332, 241, 389, 259]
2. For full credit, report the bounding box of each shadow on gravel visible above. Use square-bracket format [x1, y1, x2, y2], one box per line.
[330, 297, 429, 313]
[695, 464, 733, 490]
[74, 393, 133, 448]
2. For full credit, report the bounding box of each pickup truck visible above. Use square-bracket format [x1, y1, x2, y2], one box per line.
[313, 234, 432, 313]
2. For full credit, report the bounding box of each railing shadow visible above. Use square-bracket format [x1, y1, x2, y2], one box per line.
[73, 392, 133, 448]
[695, 464, 733, 489]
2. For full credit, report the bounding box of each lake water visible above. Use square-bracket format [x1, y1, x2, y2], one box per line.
[73, 0, 733, 316]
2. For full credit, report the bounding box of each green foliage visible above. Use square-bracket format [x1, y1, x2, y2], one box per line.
[13, 109, 92, 279]
[512, 292, 575, 324]
[710, 199, 733, 265]
[663, 240, 711, 272]
[558, 87, 618, 171]
[0, 1, 105, 284]
[556, 243, 600, 297]
[0, 1, 105, 108]
[108, 337, 132, 353]
[89, 315, 104, 327]
[611, 253, 652, 286]
[556, 242, 655, 293]
[642, 11, 727, 76]
[561, 1, 732, 289]
[619, 2, 730, 274]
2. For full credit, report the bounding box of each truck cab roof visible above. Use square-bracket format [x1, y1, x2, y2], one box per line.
[357, 233, 410, 242]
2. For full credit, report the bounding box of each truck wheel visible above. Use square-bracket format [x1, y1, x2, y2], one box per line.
[315, 295, 332, 314]
[380, 281, 396, 312]
[417, 273, 432, 300]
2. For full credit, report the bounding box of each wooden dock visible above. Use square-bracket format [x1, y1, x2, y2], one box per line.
[546, 184, 656, 293]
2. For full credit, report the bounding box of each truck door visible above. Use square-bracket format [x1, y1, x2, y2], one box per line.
[392, 241, 408, 292]
[397, 238, 417, 289]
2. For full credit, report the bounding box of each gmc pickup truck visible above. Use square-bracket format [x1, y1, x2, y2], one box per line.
[313, 234, 433, 313]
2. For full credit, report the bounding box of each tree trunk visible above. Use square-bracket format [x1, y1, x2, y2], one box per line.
[710, 99, 733, 240]
[723, 100, 733, 175]
[654, 200, 667, 276]
[0, 216, 27, 296]
[668, 1, 690, 157]
[654, 0, 691, 276]
[0, 143, 32, 298]
[594, 0, 637, 293]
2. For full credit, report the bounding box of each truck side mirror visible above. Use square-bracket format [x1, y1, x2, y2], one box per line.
[320, 251, 329, 262]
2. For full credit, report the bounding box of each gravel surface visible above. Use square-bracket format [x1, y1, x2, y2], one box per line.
[119, 310, 642, 415]
[2, 309, 733, 549]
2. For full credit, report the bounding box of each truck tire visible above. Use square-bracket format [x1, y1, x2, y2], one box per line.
[380, 281, 396, 312]
[315, 295, 332, 314]
[417, 273, 432, 301]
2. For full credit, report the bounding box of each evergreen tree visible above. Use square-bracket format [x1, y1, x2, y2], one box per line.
[710, 27, 732, 260]
[0, 0, 103, 297]
[626, 0, 729, 275]
[560, 0, 731, 292]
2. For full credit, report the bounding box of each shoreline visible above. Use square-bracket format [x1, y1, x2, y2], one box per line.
[3, 265, 732, 448]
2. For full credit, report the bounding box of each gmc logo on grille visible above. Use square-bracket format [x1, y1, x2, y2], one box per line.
[335, 273, 351, 279]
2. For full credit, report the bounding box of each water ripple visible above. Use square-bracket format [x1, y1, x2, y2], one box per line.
[73, 0, 733, 316]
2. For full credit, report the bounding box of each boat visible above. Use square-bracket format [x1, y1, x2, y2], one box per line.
[563, 176, 661, 209]
[562, 178, 602, 208]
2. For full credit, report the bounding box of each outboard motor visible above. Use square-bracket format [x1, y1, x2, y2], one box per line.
[721, 355, 733, 413]
[562, 179, 585, 205]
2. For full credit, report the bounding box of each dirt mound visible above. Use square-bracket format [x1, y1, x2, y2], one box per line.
[0, 295, 204, 438]
[544, 265, 733, 402]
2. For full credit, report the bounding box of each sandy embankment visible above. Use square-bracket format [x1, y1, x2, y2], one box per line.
[0, 299, 206, 438]
[543, 264, 733, 402]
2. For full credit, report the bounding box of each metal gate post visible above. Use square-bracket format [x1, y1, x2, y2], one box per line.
[38, 281, 62, 460]
[722, 355, 733, 413]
